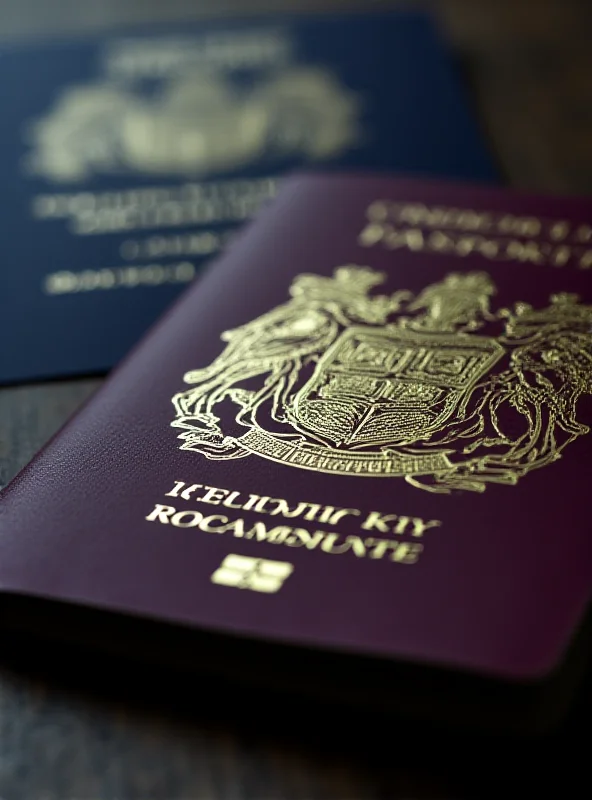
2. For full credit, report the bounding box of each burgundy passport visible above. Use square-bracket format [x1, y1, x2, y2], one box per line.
[2, 173, 592, 734]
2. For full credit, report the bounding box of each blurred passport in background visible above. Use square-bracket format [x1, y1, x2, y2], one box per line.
[0, 10, 499, 384]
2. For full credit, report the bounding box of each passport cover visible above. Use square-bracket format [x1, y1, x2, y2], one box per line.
[0, 10, 499, 385]
[3, 173, 591, 734]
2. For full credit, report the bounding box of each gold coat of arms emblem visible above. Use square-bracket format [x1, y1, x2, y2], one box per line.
[24, 67, 361, 182]
[171, 266, 592, 493]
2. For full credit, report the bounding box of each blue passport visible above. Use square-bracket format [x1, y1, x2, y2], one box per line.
[0, 11, 499, 384]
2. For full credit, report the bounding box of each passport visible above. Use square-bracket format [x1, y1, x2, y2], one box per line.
[0, 10, 499, 385]
[3, 173, 590, 736]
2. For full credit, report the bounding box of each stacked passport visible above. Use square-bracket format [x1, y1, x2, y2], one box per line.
[2, 173, 592, 736]
[0, 10, 498, 384]
[5, 8, 591, 739]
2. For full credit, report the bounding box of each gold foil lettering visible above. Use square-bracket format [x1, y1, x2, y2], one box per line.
[550, 245, 572, 267]
[317, 534, 367, 557]
[222, 491, 244, 510]
[145, 504, 176, 523]
[229, 518, 248, 538]
[253, 496, 272, 512]
[171, 510, 204, 528]
[504, 240, 546, 264]
[199, 515, 231, 533]
[364, 538, 402, 560]
[318, 505, 336, 524]
[392, 543, 424, 564]
[392, 516, 412, 534]
[145, 497, 430, 566]
[328, 508, 361, 525]
[361, 512, 399, 533]
[242, 494, 261, 511]
[412, 518, 441, 537]
[43, 262, 195, 295]
[242, 523, 293, 544]
[427, 230, 454, 253]
[361, 512, 441, 537]
[394, 516, 441, 537]
[33, 179, 278, 237]
[357, 200, 592, 272]
[393, 228, 425, 251]
[320, 534, 349, 554]
[549, 221, 570, 241]
[347, 536, 368, 558]
[301, 504, 323, 522]
[366, 200, 389, 222]
[200, 486, 229, 505]
[497, 215, 540, 237]
[283, 529, 325, 549]
[164, 480, 185, 498]
[181, 483, 202, 500]
[357, 222, 387, 247]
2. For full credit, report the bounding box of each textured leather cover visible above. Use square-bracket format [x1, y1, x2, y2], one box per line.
[0, 10, 499, 384]
[2, 174, 591, 688]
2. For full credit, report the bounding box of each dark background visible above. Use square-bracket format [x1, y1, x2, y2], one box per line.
[1, 1, 592, 797]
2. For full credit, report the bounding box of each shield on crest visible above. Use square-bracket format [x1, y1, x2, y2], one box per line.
[289, 326, 505, 448]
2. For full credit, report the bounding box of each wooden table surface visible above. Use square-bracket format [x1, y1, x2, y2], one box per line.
[1, 0, 592, 797]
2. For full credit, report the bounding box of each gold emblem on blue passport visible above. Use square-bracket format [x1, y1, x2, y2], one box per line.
[171, 266, 592, 494]
[23, 35, 361, 182]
